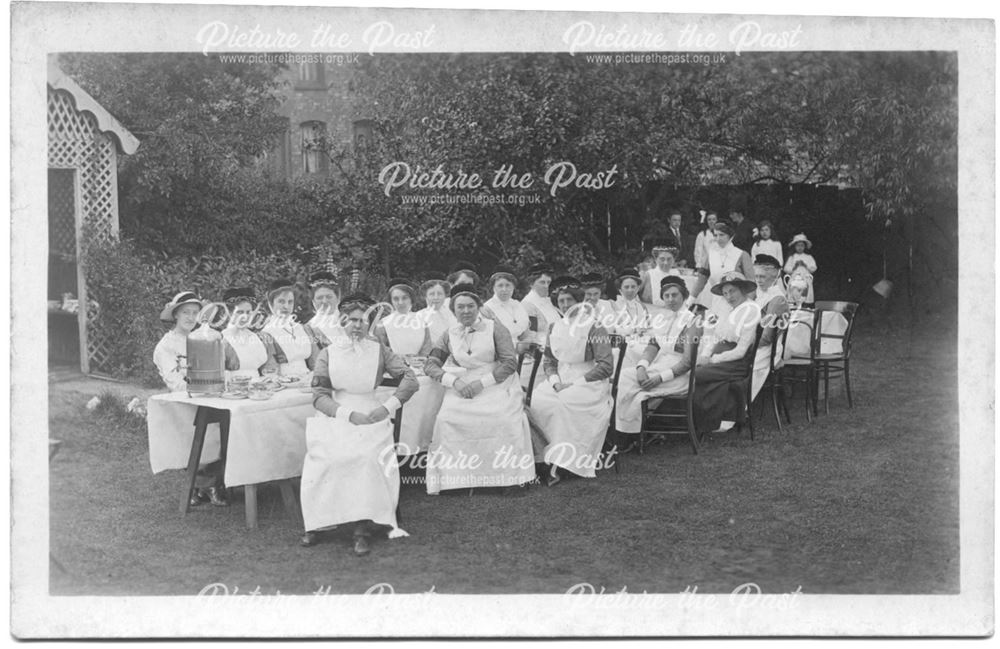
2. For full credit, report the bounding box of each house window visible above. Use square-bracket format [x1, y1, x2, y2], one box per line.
[295, 61, 326, 90]
[300, 121, 328, 175]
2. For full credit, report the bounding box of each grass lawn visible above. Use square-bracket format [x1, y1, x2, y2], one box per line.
[48, 313, 959, 596]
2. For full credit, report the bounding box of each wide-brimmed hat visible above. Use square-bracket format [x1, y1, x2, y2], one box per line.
[788, 233, 813, 249]
[710, 271, 758, 296]
[159, 291, 204, 321]
[753, 254, 782, 269]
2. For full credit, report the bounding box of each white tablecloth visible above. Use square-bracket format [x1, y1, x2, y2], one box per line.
[784, 310, 848, 359]
[147, 389, 314, 487]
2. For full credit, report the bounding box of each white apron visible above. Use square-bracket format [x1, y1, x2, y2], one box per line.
[527, 320, 612, 478]
[379, 313, 443, 455]
[615, 311, 691, 434]
[299, 338, 406, 536]
[222, 327, 269, 381]
[484, 296, 529, 343]
[425, 319, 534, 494]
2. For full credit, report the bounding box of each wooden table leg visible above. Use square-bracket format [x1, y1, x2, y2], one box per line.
[244, 484, 258, 529]
[180, 407, 210, 515]
[278, 480, 300, 524]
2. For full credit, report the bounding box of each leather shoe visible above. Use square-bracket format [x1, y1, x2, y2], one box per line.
[300, 531, 320, 547]
[189, 490, 207, 507]
[353, 535, 372, 556]
[205, 486, 229, 507]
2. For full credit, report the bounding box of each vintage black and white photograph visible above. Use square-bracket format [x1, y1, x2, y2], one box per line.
[9, 0, 994, 638]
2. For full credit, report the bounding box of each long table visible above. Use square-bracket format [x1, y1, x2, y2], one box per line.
[147, 388, 315, 528]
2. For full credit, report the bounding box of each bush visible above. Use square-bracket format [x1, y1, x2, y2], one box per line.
[84, 237, 310, 385]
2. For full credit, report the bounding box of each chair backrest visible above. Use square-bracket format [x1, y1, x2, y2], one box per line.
[379, 374, 405, 443]
[771, 314, 792, 371]
[609, 333, 628, 400]
[812, 301, 859, 358]
[742, 325, 765, 379]
[523, 344, 544, 407]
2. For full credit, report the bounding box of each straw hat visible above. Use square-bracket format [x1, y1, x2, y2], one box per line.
[788, 233, 813, 249]
[159, 291, 204, 322]
[710, 271, 757, 296]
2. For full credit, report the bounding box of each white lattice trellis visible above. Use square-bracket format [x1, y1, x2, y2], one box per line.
[48, 87, 121, 375]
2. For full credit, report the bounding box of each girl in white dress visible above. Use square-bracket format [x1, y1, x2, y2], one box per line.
[304, 270, 342, 351]
[423, 283, 535, 494]
[260, 278, 318, 379]
[750, 220, 784, 267]
[784, 233, 818, 305]
[300, 293, 419, 556]
[220, 287, 275, 381]
[374, 278, 443, 456]
[527, 278, 614, 485]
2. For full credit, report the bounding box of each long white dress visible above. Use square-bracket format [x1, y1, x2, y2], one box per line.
[262, 316, 313, 376]
[222, 326, 269, 381]
[615, 309, 694, 434]
[527, 319, 613, 478]
[424, 318, 534, 494]
[699, 243, 753, 317]
[300, 337, 413, 536]
[376, 312, 443, 455]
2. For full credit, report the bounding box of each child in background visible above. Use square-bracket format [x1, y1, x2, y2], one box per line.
[751, 219, 783, 267]
[784, 233, 817, 304]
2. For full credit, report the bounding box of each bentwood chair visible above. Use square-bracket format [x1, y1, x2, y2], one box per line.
[811, 301, 860, 413]
[638, 337, 701, 454]
[780, 307, 818, 423]
[732, 325, 765, 441]
[521, 344, 544, 407]
[753, 321, 793, 433]
[379, 374, 407, 523]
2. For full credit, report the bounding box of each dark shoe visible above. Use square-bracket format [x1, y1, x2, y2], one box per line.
[353, 535, 372, 556]
[189, 490, 208, 507]
[205, 486, 229, 507]
[300, 531, 321, 547]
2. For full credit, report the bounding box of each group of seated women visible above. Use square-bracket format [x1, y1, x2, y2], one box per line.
[154, 253, 794, 556]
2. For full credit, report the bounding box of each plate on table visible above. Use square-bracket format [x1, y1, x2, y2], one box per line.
[220, 392, 248, 400]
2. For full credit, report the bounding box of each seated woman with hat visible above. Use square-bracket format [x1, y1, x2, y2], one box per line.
[259, 278, 319, 379]
[692, 271, 762, 434]
[784, 233, 817, 305]
[526, 276, 614, 486]
[152, 291, 228, 507]
[615, 276, 703, 441]
[300, 292, 419, 556]
[416, 273, 457, 344]
[422, 283, 535, 495]
[220, 287, 277, 381]
[481, 265, 534, 353]
[373, 277, 442, 456]
[303, 270, 342, 350]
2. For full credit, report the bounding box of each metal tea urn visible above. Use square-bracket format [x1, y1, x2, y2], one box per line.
[186, 325, 225, 396]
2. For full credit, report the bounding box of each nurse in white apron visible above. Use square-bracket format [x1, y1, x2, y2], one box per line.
[519, 263, 562, 345]
[527, 278, 614, 485]
[299, 293, 419, 556]
[260, 278, 318, 379]
[580, 272, 617, 330]
[615, 276, 701, 439]
[417, 276, 457, 346]
[481, 265, 533, 351]
[611, 267, 652, 367]
[692, 221, 755, 318]
[303, 270, 342, 350]
[220, 287, 275, 381]
[423, 283, 535, 495]
[374, 278, 443, 456]
[640, 245, 682, 306]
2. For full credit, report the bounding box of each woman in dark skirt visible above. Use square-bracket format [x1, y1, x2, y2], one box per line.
[691, 271, 761, 434]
